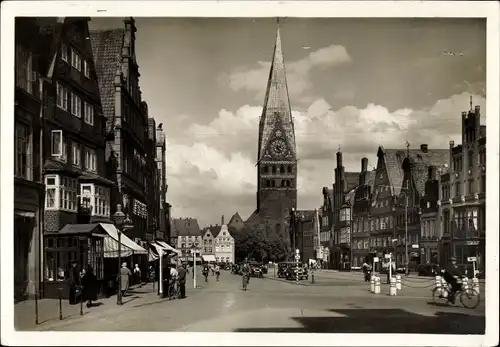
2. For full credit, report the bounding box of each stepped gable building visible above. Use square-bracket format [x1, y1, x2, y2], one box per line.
[371, 144, 448, 269]
[439, 103, 486, 271]
[245, 21, 297, 252]
[90, 17, 155, 242]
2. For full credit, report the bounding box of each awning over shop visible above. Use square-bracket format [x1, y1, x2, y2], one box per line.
[202, 254, 216, 262]
[46, 223, 107, 237]
[156, 241, 181, 255]
[100, 223, 148, 258]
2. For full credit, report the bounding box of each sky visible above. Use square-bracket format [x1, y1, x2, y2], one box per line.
[89, 17, 486, 228]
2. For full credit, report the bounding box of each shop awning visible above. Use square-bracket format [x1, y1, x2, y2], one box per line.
[155, 241, 181, 255]
[202, 254, 216, 262]
[46, 223, 107, 237]
[99, 223, 148, 258]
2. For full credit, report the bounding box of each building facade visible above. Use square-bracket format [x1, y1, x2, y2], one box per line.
[332, 151, 359, 270]
[351, 158, 374, 268]
[201, 227, 217, 256]
[14, 18, 46, 301]
[214, 223, 235, 264]
[90, 17, 153, 242]
[172, 218, 202, 261]
[155, 124, 170, 243]
[245, 24, 297, 253]
[319, 188, 333, 268]
[420, 166, 442, 265]
[145, 117, 159, 242]
[440, 105, 486, 271]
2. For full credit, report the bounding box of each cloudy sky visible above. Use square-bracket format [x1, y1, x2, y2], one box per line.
[89, 17, 486, 227]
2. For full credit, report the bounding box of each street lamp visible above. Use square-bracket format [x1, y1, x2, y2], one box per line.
[191, 244, 199, 288]
[111, 204, 134, 305]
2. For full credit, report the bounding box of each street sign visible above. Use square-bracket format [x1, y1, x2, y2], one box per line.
[467, 256, 477, 262]
[412, 244, 419, 249]
[295, 254, 300, 260]
[384, 254, 392, 259]
[373, 257, 379, 263]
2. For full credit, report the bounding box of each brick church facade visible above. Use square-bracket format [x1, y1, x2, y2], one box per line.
[245, 22, 297, 252]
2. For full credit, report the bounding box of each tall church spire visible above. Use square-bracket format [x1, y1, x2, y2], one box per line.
[258, 19, 296, 161]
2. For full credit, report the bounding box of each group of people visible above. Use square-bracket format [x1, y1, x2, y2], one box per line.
[68, 263, 99, 308]
[202, 263, 221, 282]
[149, 262, 188, 299]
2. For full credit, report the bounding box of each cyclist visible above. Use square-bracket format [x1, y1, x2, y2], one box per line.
[241, 260, 250, 290]
[442, 256, 463, 304]
[202, 263, 209, 282]
[215, 264, 221, 282]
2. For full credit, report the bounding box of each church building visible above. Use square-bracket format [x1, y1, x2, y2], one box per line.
[245, 21, 297, 253]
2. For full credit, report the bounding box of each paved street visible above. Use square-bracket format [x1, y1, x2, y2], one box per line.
[22, 270, 485, 334]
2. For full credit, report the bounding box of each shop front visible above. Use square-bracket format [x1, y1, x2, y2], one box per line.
[43, 223, 106, 300]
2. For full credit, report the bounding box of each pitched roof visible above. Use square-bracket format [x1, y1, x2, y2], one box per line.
[203, 225, 221, 237]
[344, 172, 360, 193]
[172, 218, 201, 237]
[227, 212, 245, 230]
[89, 29, 124, 132]
[381, 147, 449, 195]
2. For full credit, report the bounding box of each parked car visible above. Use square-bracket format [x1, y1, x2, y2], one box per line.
[417, 263, 440, 277]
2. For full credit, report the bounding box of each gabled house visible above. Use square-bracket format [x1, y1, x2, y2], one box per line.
[214, 219, 235, 264]
[172, 218, 202, 262]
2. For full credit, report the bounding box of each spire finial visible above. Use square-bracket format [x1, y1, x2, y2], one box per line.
[406, 140, 410, 157]
[470, 95, 473, 111]
[338, 144, 341, 152]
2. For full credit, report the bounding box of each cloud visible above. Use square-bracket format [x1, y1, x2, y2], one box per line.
[167, 92, 486, 226]
[222, 44, 352, 97]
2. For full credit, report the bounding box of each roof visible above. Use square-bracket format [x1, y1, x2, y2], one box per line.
[367, 171, 376, 191]
[215, 225, 233, 239]
[48, 223, 106, 236]
[172, 218, 202, 237]
[89, 29, 125, 132]
[380, 147, 449, 195]
[203, 225, 221, 238]
[228, 212, 245, 229]
[344, 172, 360, 193]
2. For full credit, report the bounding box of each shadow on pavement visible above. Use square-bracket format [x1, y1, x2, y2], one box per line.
[233, 309, 485, 334]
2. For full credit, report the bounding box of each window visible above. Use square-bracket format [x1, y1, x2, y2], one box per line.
[56, 83, 69, 110]
[480, 175, 486, 192]
[94, 186, 110, 217]
[455, 182, 461, 197]
[45, 176, 57, 209]
[61, 44, 68, 62]
[51, 130, 67, 161]
[16, 44, 35, 94]
[71, 49, 81, 71]
[15, 122, 32, 180]
[85, 147, 97, 172]
[71, 141, 81, 167]
[83, 101, 94, 125]
[83, 60, 90, 78]
[71, 93, 82, 117]
[467, 151, 473, 168]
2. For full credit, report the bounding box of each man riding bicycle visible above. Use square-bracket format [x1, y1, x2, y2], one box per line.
[241, 260, 250, 289]
[442, 256, 463, 304]
[202, 263, 210, 282]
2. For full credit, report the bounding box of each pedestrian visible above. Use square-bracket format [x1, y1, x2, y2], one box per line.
[82, 265, 98, 308]
[68, 262, 81, 305]
[118, 262, 132, 297]
[178, 263, 187, 299]
[134, 264, 142, 287]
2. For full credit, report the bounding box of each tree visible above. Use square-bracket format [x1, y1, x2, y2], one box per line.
[233, 226, 267, 262]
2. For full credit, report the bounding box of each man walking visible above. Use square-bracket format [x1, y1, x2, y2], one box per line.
[178, 263, 187, 299]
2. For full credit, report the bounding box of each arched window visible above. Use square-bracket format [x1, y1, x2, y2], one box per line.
[272, 166, 277, 174]
[280, 165, 285, 174]
[286, 180, 291, 187]
[271, 180, 276, 187]
[266, 180, 271, 187]
[287, 166, 292, 173]
[281, 180, 285, 187]
[263, 166, 269, 174]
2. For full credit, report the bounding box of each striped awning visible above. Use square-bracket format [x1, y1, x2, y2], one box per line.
[156, 241, 181, 255]
[100, 223, 147, 258]
[202, 254, 216, 262]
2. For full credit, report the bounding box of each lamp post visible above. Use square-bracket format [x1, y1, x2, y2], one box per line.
[191, 244, 199, 288]
[111, 204, 134, 305]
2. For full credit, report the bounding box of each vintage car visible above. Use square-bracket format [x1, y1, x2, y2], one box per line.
[277, 262, 308, 280]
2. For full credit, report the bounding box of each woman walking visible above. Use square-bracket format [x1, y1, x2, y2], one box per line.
[82, 265, 98, 308]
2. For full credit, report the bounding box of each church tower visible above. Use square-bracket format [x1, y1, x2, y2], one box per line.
[252, 20, 297, 246]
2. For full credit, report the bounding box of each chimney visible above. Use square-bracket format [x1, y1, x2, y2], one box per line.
[336, 151, 343, 168]
[361, 157, 368, 172]
[221, 215, 225, 225]
[420, 144, 428, 153]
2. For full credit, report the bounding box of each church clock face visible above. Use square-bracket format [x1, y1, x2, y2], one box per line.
[270, 139, 287, 157]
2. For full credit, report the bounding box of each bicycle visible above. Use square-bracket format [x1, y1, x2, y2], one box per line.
[168, 279, 180, 300]
[432, 276, 480, 309]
